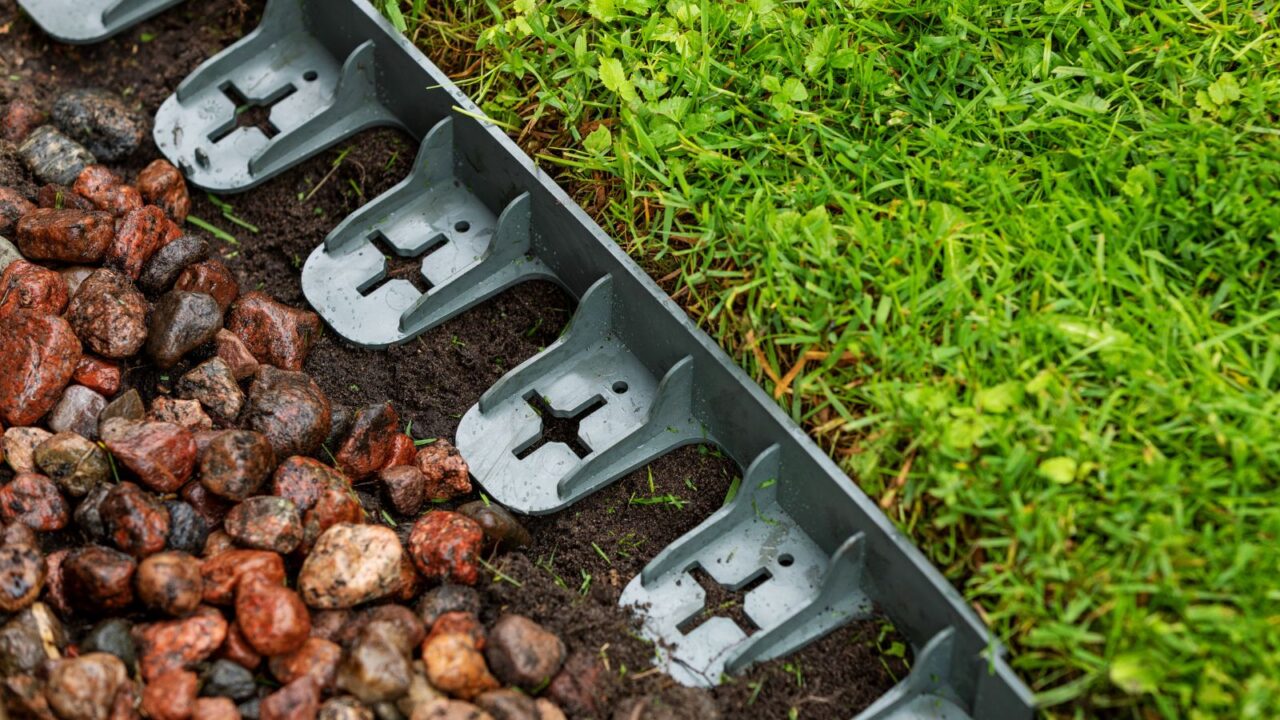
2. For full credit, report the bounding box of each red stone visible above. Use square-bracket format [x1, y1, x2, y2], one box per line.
[0, 187, 35, 236]
[300, 487, 362, 554]
[407, 511, 484, 586]
[392, 552, 421, 602]
[242, 368, 331, 459]
[269, 637, 341, 690]
[174, 260, 239, 312]
[15, 208, 114, 263]
[382, 433, 416, 471]
[218, 620, 262, 670]
[107, 206, 167, 280]
[0, 473, 69, 531]
[72, 165, 142, 217]
[41, 548, 72, 616]
[148, 397, 213, 432]
[223, 497, 302, 554]
[72, 356, 122, 397]
[414, 440, 472, 500]
[65, 268, 149, 359]
[64, 544, 136, 612]
[226, 292, 322, 372]
[271, 457, 350, 512]
[200, 549, 285, 606]
[0, 260, 69, 322]
[335, 403, 400, 480]
[2, 99, 46, 144]
[379, 465, 425, 516]
[101, 419, 197, 492]
[137, 160, 191, 223]
[99, 481, 171, 557]
[192, 698, 239, 720]
[140, 670, 197, 720]
[259, 677, 319, 720]
[110, 680, 141, 720]
[133, 605, 228, 681]
[180, 481, 232, 527]
[235, 574, 311, 656]
[214, 330, 260, 381]
[0, 311, 82, 426]
[35, 184, 94, 211]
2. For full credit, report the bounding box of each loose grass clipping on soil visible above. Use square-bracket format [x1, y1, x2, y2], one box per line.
[387, 0, 1280, 717]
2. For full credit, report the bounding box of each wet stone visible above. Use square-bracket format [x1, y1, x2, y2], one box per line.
[0, 603, 65, 675]
[101, 419, 197, 492]
[243, 367, 331, 459]
[271, 457, 348, 512]
[137, 159, 191, 223]
[415, 441, 472, 500]
[300, 487, 363, 555]
[147, 291, 224, 369]
[235, 574, 311, 657]
[149, 396, 214, 432]
[52, 89, 144, 162]
[0, 193, 34, 245]
[269, 637, 341, 691]
[46, 385, 108, 439]
[484, 615, 565, 689]
[335, 403, 400, 480]
[65, 268, 149, 359]
[2, 99, 46, 144]
[1, 673, 56, 720]
[259, 676, 320, 720]
[474, 690, 538, 720]
[165, 500, 210, 555]
[380, 466, 425, 517]
[416, 586, 481, 628]
[100, 481, 171, 557]
[0, 544, 44, 612]
[1, 521, 38, 547]
[65, 544, 136, 612]
[340, 607, 425, 654]
[194, 697, 241, 720]
[394, 660, 443, 718]
[226, 292, 322, 372]
[73, 355, 123, 397]
[224, 496, 302, 554]
[83, 618, 137, 666]
[412, 700, 496, 720]
[337, 623, 412, 704]
[200, 549, 285, 606]
[299, 524, 403, 610]
[0, 311, 82, 427]
[0, 259, 68, 321]
[214, 329, 260, 381]
[107, 205, 167, 280]
[46, 652, 128, 720]
[181, 480, 232, 527]
[201, 659, 258, 701]
[40, 546, 71, 618]
[456, 502, 530, 550]
[137, 551, 204, 617]
[239, 699, 261, 720]
[37, 183, 96, 211]
[18, 125, 96, 185]
[133, 605, 228, 681]
[140, 235, 208, 294]
[392, 553, 421, 603]
[323, 404, 353, 454]
[407, 512, 484, 586]
[15, 207, 114, 263]
[74, 484, 112, 541]
[201, 430, 276, 501]
[420, 622, 499, 701]
[140, 669, 198, 720]
[34, 431, 109, 497]
[546, 651, 602, 718]
[99, 388, 145, 429]
[175, 260, 239, 313]
[4, 426, 52, 474]
[219, 620, 262, 671]
[0, 473, 69, 531]
[72, 165, 142, 217]
[177, 358, 245, 425]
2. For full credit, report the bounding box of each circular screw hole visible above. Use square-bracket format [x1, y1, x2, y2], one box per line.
[778, 554, 794, 567]
[612, 381, 629, 394]
[454, 220, 471, 233]
[303, 70, 319, 81]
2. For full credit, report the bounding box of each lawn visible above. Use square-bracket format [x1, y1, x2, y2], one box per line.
[383, 0, 1280, 716]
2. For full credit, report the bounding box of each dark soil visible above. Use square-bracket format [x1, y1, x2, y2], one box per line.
[0, 0, 910, 717]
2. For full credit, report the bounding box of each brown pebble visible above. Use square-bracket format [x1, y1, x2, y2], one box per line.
[149, 396, 214, 432]
[2, 99, 46, 144]
[259, 676, 320, 720]
[99, 481, 171, 557]
[335, 403, 400, 480]
[420, 625, 499, 701]
[380, 465, 426, 516]
[269, 637, 341, 691]
[200, 430, 276, 501]
[15, 207, 114, 263]
[0, 544, 45, 612]
[242, 367, 331, 459]
[218, 620, 262, 670]
[176, 358, 244, 424]
[193, 698, 240, 720]
[0, 473, 69, 531]
[72, 355, 122, 397]
[226, 291, 322, 372]
[414, 440, 472, 500]
[107, 205, 168, 279]
[37, 183, 95, 211]
[136, 551, 204, 617]
[65, 268, 149, 359]
[140, 669, 197, 720]
[64, 544, 136, 611]
[200, 549, 285, 605]
[213, 329, 260, 381]
[484, 615, 565, 689]
[46, 652, 129, 720]
[223, 496, 302, 554]
[136, 160, 191, 223]
[72, 165, 142, 217]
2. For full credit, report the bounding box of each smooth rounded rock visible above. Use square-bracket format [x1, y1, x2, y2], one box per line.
[0, 544, 44, 612]
[336, 623, 413, 704]
[259, 676, 320, 720]
[269, 637, 341, 691]
[136, 551, 204, 617]
[82, 618, 137, 666]
[17, 125, 95, 185]
[141, 669, 199, 720]
[174, 260, 239, 313]
[165, 500, 211, 555]
[33, 431, 109, 496]
[224, 496, 302, 554]
[200, 549, 285, 606]
[137, 159, 191, 223]
[0, 473, 69, 531]
[201, 659, 258, 701]
[242, 367, 331, 459]
[146, 290, 224, 369]
[484, 615, 565, 689]
[140, 235, 208, 294]
[107, 205, 167, 280]
[226, 291, 322, 372]
[407, 512, 484, 586]
[0, 603, 65, 675]
[3, 426, 52, 474]
[379, 466, 425, 517]
[100, 480, 171, 557]
[15, 207, 113, 263]
[46, 652, 128, 720]
[45, 385, 108, 439]
[335, 403, 400, 481]
[64, 544, 136, 611]
[0, 259, 68, 321]
[65, 268, 149, 359]
[235, 574, 311, 656]
[456, 502, 530, 550]
[299, 524, 403, 609]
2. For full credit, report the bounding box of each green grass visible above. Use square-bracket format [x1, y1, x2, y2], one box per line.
[386, 1, 1280, 716]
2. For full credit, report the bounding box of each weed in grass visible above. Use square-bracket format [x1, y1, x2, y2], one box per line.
[388, 0, 1280, 716]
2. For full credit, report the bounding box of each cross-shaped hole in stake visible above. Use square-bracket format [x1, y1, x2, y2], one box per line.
[208, 83, 298, 143]
[677, 566, 771, 636]
[358, 231, 448, 297]
[514, 392, 606, 460]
